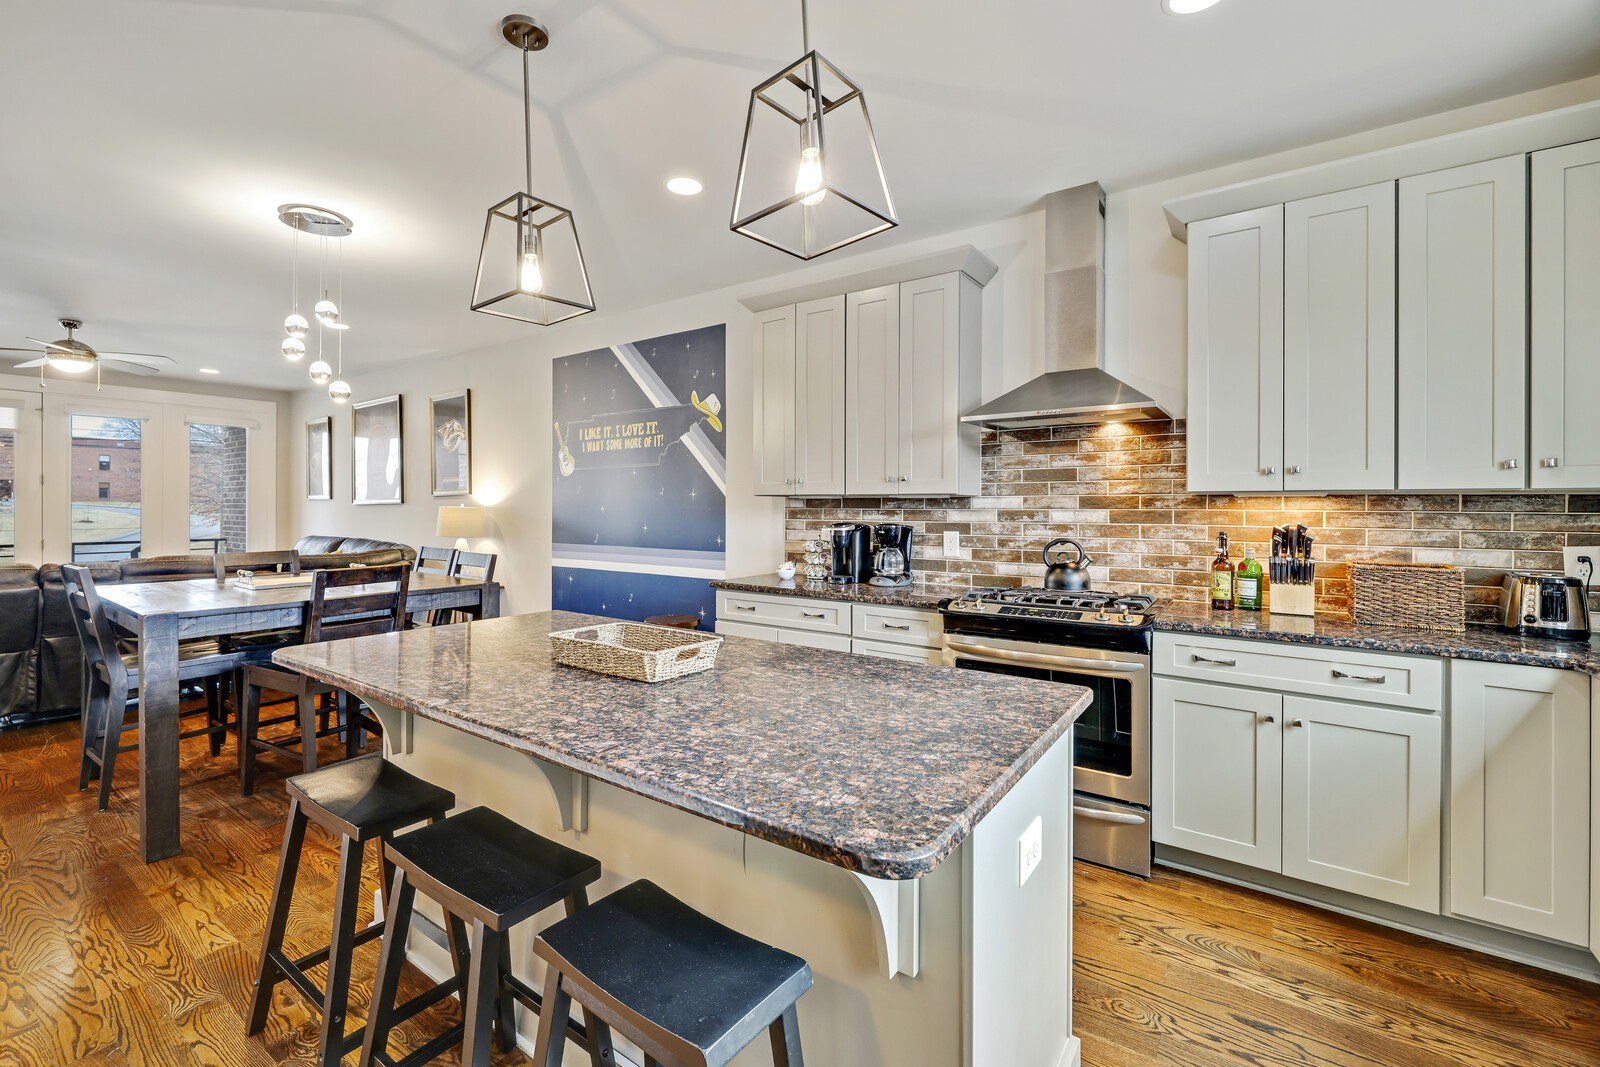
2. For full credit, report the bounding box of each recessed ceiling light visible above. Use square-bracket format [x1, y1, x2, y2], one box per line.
[198, 367, 220, 375]
[666, 177, 704, 196]
[1163, 0, 1222, 12]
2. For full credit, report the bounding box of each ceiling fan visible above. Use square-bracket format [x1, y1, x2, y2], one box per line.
[0, 319, 177, 382]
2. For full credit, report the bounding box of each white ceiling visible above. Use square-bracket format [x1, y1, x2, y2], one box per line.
[2, 0, 1597, 390]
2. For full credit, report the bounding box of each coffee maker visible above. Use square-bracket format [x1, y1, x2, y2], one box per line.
[826, 523, 872, 584]
[869, 524, 914, 587]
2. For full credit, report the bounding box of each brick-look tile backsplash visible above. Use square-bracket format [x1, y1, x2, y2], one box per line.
[784, 419, 1600, 625]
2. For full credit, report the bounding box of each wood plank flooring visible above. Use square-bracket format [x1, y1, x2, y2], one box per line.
[2, 718, 1598, 1066]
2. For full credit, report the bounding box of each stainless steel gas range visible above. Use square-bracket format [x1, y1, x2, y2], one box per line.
[941, 587, 1154, 877]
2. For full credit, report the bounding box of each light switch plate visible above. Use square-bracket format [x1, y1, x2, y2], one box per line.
[1563, 547, 1599, 583]
[1018, 815, 1043, 887]
[943, 530, 961, 556]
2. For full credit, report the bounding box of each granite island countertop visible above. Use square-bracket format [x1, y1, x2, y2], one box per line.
[274, 611, 1090, 879]
[711, 573, 964, 610]
[1156, 603, 1600, 676]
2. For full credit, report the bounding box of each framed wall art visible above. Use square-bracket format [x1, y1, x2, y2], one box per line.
[429, 390, 471, 497]
[305, 416, 331, 500]
[351, 394, 403, 505]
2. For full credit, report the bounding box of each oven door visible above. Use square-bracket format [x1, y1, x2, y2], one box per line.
[943, 633, 1151, 807]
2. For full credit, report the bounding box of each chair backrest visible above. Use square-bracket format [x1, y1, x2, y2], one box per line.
[305, 564, 411, 644]
[61, 563, 127, 690]
[450, 551, 497, 583]
[414, 546, 456, 577]
[214, 549, 302, 582]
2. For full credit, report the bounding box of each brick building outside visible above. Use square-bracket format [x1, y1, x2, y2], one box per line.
[72, 436, 142, 503]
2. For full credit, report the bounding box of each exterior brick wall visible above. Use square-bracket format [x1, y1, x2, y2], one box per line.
[71, 437, 141, 502]
[784, 419, 1600, 625]
[218, 425, 248, 550]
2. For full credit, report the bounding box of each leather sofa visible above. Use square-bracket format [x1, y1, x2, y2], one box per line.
[0, 536, 417, 729]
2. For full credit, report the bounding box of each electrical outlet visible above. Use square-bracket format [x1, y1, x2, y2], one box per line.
[1563, 547, 1600, 583]
[943, 530, 961, 556]
[1018, 816, 1043, 887]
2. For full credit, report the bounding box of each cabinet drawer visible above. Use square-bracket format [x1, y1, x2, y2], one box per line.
[716, 592, 851, 635]
[852, 638, 942, 664]
[716, 619, 780, 642]
[778, 629, 853, 653]
[852, 604, 943, 648]
[1155, 632, 1442, 710]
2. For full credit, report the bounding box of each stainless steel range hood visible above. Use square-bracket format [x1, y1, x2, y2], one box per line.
[963, 183, 1170, 429]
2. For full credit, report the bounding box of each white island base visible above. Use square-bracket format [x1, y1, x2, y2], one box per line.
[368, 700, 1080, 1067]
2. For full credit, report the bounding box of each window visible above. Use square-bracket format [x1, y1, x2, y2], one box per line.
[71, 414, 141, 562]
[189, 422, 247, 553]
[0, 408, 16, 561]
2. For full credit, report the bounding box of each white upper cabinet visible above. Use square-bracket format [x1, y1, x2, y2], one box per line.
[897, 274, 980, 496]
[1186, 206, 1284, 493]
[1282, 183, 1397, 492]
[752, 305, 797, 495]
[1397, 155, 1527, 490]
[794, 295, 847, 496]
[1531, 138, 1600, 490]
[845, 284, 899, 494]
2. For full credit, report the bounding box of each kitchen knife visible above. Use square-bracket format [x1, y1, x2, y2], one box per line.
[1295, 524, 1309, 584]
[1302, 532, 1315, 586]
[1270, 527, 1283, 584]
[1286, 525, 1300, 584]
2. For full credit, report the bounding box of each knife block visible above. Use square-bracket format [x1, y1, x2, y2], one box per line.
[1269, 580, 1316, 617]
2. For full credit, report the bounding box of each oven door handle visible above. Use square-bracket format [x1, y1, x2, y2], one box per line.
[944, 639, 1145, 673]
[1073, 806, 1149, 826]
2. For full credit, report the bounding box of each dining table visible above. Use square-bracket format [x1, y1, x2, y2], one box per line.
[93, 571, 502, 862]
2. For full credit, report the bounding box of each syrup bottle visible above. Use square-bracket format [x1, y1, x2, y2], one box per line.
[1211, 532, 1235, 611]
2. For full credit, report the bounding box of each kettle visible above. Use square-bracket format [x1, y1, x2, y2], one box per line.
[1042, 538, 1093, 591]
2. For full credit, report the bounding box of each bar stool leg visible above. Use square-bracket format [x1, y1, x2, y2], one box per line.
[248, 799, 309, 1034]
[461, 920, 503, 1067]
[240, 678, 261, 796]
[494, 933, 517, 1053]
[566, 889, 615, 1067]
[298, 692, 320, 775]
[769, 1004, 804, 1067]
[357, 864, 416, 1067]
[529, 965, 571, 1067]
[207, 676, 225, 756]
[317, 833, 367, 1067]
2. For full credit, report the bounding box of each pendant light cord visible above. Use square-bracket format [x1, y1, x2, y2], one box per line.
[290, 225, 299, 312]
[521, 31, 534, 194]
[800, 0, 810, 52]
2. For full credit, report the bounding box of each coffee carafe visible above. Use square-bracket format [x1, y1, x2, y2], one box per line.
[869, 523, 914, 587]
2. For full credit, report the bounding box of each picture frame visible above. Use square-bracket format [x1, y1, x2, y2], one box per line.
[305, 416, 331, 500]
[429, 389, 471, 497]
[351, 394, 404, 505]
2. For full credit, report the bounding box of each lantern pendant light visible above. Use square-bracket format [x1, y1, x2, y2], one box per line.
[730, 0, 897, 260]
[469, 15, 595, 326]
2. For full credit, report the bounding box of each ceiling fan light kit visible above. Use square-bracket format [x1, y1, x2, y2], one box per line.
[2, 318, 177, 387]
[729, 0, 897, 260]
[469, 16, 596, 326]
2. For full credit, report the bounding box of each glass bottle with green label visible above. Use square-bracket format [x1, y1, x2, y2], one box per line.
[1236, 546, 1263, 611]
[1210, 532, 1234, 611]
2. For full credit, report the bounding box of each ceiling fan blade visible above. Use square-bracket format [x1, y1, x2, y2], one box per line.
[0, 347, 46, 354]
[24, 336, 76, 352]
[8, 358, 49, 369]
[106, 360, 161, 376]
[100, 352, 176, 366]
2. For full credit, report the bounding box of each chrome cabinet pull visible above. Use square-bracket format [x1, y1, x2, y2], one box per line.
[1287, 465, 1303, 475]
[1289, 718, 1305, 728]
[883, 623, 911, 631]
[802, 611, 827, 619]
[1502, 459, 1518, 470]
[1263, 466, 1279, 475]
[1331, 668, 1386, 683]
[1261, 714, 1276, 724]
[1191, 654, 1237, 667]
[1073, 806, 1148, 826]
[733, 605, 757, 612]
[1541, 457, 1561, 468]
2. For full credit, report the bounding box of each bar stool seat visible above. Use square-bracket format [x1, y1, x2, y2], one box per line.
[359, 806, 612, 1067]
[531, 880, 811, 1067]
[249, 756, 456, 1067]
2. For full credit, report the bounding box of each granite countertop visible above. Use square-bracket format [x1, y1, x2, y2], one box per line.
[711, 573, 962, 610]
[274, 611, 1089, 879]
[1157, 603, 1600, 676]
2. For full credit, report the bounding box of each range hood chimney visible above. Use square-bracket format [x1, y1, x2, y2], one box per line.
[963, 182, 1170, 429]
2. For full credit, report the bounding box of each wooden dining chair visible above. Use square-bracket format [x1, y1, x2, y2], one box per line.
[413, 546, 456, 577]
[214, 549, 302, 581]
[239, 564, 411, 795]
[63, 564, 240, 811]
[428, 550, 498, 626]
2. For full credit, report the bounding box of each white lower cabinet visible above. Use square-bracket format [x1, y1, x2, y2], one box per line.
[715, 591, 941, 663]
[778, 629, 853, 653]
[1449, 660, 1591, 946]
[852, 639, 942, 664]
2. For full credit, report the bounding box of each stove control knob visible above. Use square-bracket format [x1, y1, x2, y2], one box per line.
[1097, 612, 1110, 621]
[1120, 613, 1133, 623]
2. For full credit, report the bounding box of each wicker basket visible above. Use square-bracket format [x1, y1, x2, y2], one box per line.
[1351, 561, 1466, 633]
[549, 622, 722, 682]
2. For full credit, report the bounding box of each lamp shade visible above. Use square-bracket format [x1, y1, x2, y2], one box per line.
[436, 505, 489, 539]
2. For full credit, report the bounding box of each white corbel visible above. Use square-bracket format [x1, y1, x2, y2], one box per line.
[850, 872, 920, 979]
[527, 756, 589, 833]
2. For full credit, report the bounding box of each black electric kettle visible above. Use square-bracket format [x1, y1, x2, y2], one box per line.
[1042, 538, 1093, 591]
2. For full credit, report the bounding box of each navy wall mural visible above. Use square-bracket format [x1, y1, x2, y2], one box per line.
[551, 324, 726, 629]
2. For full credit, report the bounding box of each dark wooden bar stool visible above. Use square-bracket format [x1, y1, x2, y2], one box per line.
[530, 880, 811, 1067]
[359, 806, 612, 1067]
[643, 614, 700, 630]
[249, 756, 456, 1067]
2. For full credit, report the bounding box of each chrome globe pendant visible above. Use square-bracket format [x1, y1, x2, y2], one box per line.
[327, 323, 350, 403]
[278, 205, 351, 358]
[307, 325, 332, 384]
[469, 15, 595, 326]
[730, 0, 897, 259]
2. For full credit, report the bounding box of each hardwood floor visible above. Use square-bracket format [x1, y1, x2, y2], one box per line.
[1, 718, 1597, 1066]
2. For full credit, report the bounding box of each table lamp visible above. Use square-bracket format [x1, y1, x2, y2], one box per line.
[437, 505, 489, 551]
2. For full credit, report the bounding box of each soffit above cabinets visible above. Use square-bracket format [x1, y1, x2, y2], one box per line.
[737, 246, 998, 313]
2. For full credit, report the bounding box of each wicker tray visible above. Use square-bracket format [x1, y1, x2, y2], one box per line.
[548, 622, 722, 682]
[1351, 561, 1466, 633]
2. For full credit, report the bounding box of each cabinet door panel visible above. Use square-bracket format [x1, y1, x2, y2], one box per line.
[752, 306, 796, 495]
[899, 274, 962, 495]
[1397, 155, 1527, 490]
[1450, 660, 1590, 945]
[845, 285, 899, 494]
[1153, 678, 1282, 869]
[1283, 183, 1396, 491]
[1187, 206, 1284, 494]
[794, 295, 846, 495]
[776, 628, 852, 653]
[1531, 138, 1600, 489]
[1281, 696, 1441, 913]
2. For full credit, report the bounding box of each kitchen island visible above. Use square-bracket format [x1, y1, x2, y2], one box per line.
[274, 611, 1089, 1067]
